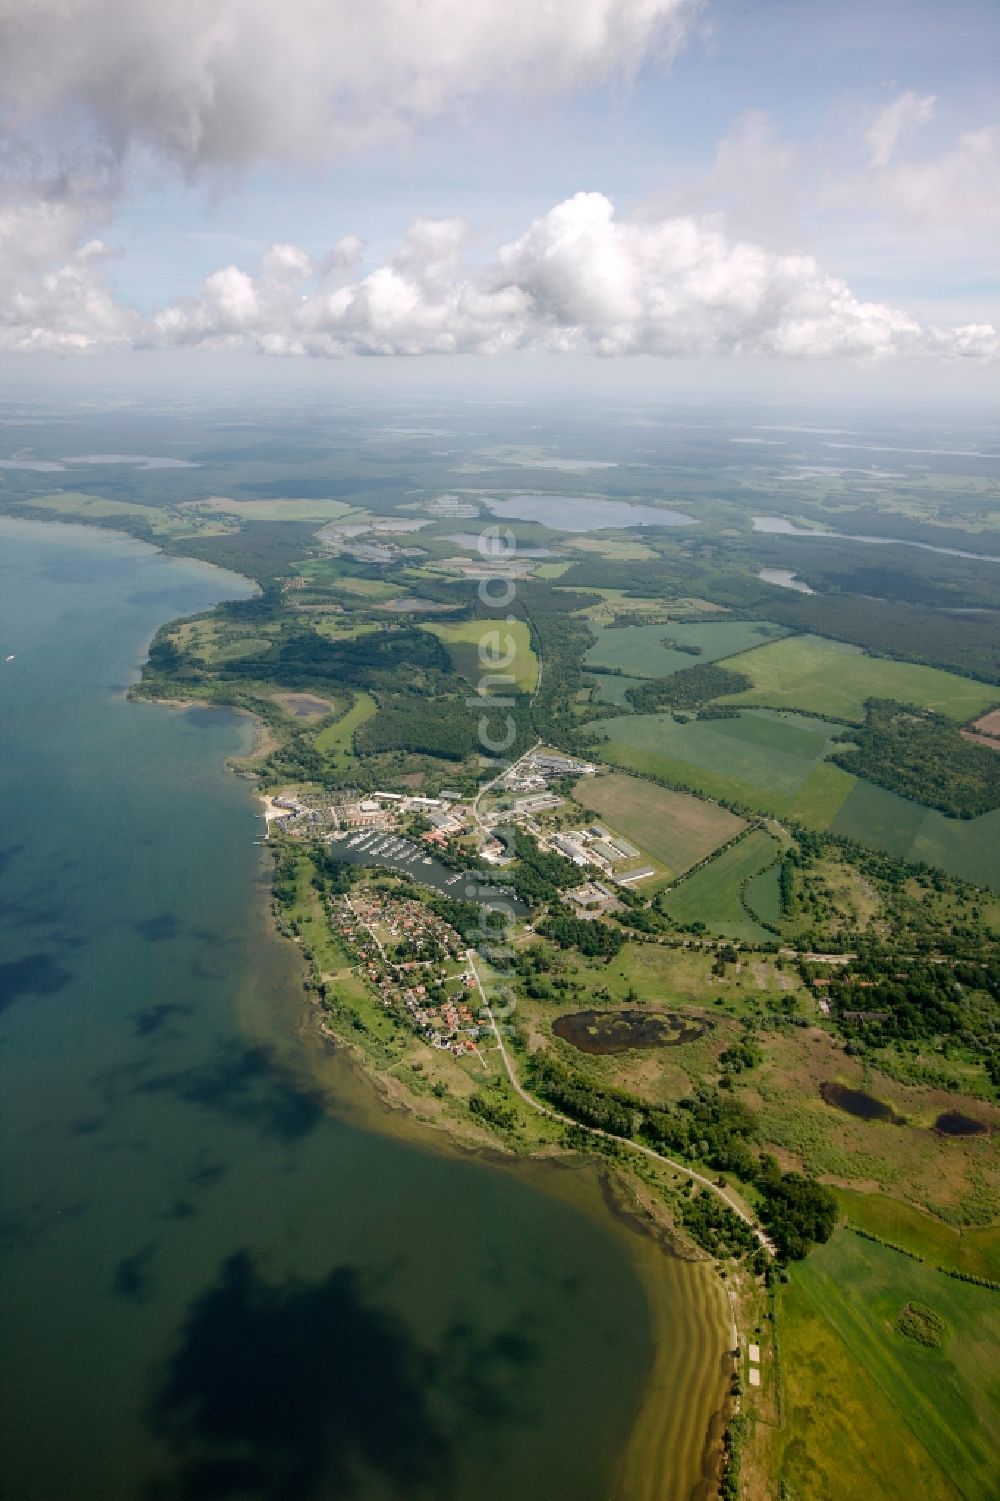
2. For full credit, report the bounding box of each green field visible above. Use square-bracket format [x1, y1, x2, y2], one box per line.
[836, 1191, 1000, 1280]
[777, 1229, 999, 1501]
[663, 828, 781, 941]
[588, 672, 647, 706]
[592, 709, 1000, 886]
[717, 634, 996, 723]
[583, 618, 787, 680]
[573, 771, 745, 881]
[17, 492, 216, 541]
[194, 498, 356, 523]
[314, 691, 377, 757]
[421, 619, 538, 692]
[592, 709, 845, 816]
[830, 781, 1000, 892]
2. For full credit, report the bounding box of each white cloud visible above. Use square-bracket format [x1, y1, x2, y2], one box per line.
[867, 90, 937, 168]
[144, 192, 998, 362]
[881, 126, 1000, 228]
[0, 0, 699, 173]
[0, 188, 137, 352]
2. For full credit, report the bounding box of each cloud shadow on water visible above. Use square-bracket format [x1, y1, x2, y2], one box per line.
[145, 1251, 537, 1501]
[134, 1041, 325, 1143]
[0, 952, 73, 1013]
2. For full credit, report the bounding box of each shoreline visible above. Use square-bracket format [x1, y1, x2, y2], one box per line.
[241, 839, 734, 1499]
[11, 512, 733, 1500]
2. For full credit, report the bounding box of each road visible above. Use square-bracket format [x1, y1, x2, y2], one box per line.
[464, 950, 777, 1258]
[470, 738, 541, 835]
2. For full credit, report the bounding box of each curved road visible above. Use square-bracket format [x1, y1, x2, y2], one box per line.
[465, 951, 776, 1258]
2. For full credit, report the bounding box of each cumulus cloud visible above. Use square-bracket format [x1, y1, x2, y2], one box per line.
[0, 0, 699, 173]
[143, 192, 997, 362]
[0, 185, 137, 352]
[867, 90, 937, 168]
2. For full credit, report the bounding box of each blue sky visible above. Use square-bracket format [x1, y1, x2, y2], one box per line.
[1, 0, 998, 381]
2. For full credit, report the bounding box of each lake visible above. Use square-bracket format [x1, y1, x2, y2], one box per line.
[485, 495, 696, 532]
[753, 515, 1000, 564]
[0, 517, 727, 1501]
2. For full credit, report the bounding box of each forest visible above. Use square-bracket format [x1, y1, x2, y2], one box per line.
[832, 699, 1000, 818]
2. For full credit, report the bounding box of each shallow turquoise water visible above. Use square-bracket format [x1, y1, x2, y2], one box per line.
[0, 519, 654, 1501]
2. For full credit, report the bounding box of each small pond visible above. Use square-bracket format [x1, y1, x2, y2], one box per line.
[553, 1008, 709, 1055]
[820, 1080, 906, 1124]
[758, 566, 815, 594]
[934, 1111, 990, 1137]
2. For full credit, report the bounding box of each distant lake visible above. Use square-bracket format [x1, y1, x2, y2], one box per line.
[753, 515, 1000, 564]
[758, 566, 815, 594]
[486, 494, 696, 532]
[0, 517, 725, 1501]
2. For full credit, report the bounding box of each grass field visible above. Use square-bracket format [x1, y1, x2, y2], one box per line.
[16, 492, 220, 541]
[717, 634, 996, 723]
[776, 1229, 999, 1501]
[830, 781, 1000, 892]
[314, 692, 377, 757]
[583, 618, 787, 680]
[592, 709, 844, 813]
[420, 618, 538, 692]
[191, 498, 356, 523]
[663, 829, 782, 941]
[588, 672, 647, 706]
[573, 771, 745, 881]
[835, 1190, 1000, 1280]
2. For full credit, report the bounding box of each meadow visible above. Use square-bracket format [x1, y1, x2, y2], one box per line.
[775, 1229, 999, 1501]
[830, 781, 1000, 892]
[313, 691, 377, 757]
[717, 634, 996, 723]
[592, 709, 845, 813]
[591, 710, 1000, 887]
[16, 491, 230, 542]
[663, 829, 782, 942]
[420, 618, 539, 692]
[835, 1189, 1000, 1279]
[583, 618, 787, 679]
[573, 771, 745, 880]
[190, 497, 358, 523]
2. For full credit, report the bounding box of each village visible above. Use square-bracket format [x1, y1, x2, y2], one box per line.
[328, 884, 495, 1063]
[262, 747, 654, 909]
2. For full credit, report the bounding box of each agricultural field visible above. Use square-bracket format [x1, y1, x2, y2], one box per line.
[15, 491, 228, 541]
[662, 829, 783, 942]
[591, 708, 847, 817]
[830, 780, 1000, 892]
[583, 618, 787, 680]
[835, 1190, 1000, 1280]
[716, 634, 996, 723]
[573, 771, 745, 881]
[588, 672, 646, 706]
[590, 708, 1000, 886]
[420, 618, 539, 692]
[313, 691, 377, 758]
[188, 497, 357, 523]
[774, 1229, 1000, 1501]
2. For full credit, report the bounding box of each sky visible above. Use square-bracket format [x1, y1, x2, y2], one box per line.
[1, 0, 998, 393]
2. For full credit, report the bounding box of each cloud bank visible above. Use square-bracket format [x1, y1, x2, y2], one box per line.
[9, 191, 993, 361]
[0, 0, 698, 172]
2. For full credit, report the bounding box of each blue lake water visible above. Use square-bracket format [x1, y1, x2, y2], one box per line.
[0, 518, 722, 1501]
